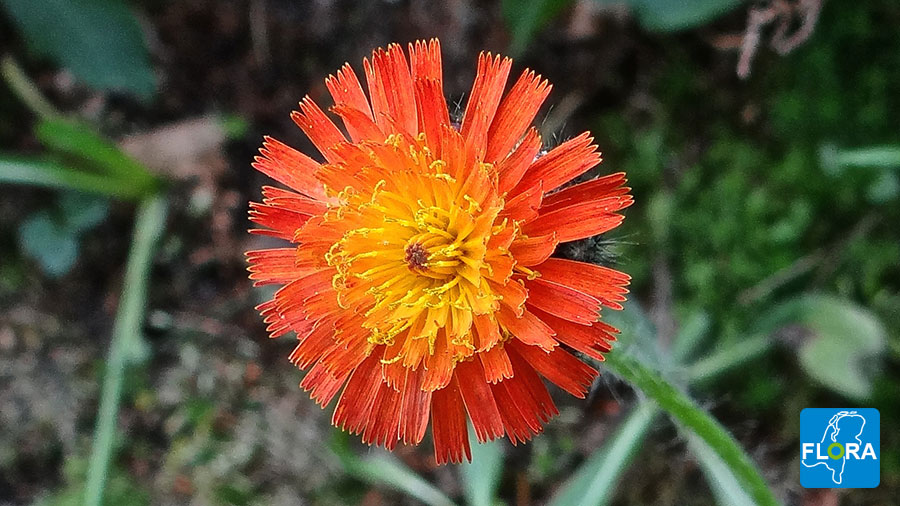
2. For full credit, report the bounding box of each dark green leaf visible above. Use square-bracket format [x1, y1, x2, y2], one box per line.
[0, 0, 156, 99]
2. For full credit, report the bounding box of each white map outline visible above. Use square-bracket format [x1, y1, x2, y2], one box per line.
[801, 410, 867, 484]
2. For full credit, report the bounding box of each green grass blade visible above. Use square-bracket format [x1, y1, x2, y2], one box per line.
[686, 433, 757, 506]
[35, 118, 158, 188]
[0, 157, 151, 200]
[460, 430, 504, 506]
[548, 402, 659, 506]
[84, 195, 167, 506]
[331, 432, 457, 506]
[602, 352, 780, 506]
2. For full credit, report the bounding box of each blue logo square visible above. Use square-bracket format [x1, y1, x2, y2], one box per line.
[800, 408, 880, 488]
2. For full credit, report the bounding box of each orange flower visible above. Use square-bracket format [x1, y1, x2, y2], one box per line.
[247, 40, 632, 464]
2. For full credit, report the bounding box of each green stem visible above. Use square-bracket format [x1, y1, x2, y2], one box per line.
[0, 55, 59, 120]
[84, 195, 167, 506]
[603, 352, 780, 506]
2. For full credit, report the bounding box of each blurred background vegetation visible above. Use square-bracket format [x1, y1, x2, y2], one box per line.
[0, 0, 897, 505]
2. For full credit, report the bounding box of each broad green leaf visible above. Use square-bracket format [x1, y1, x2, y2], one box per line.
[756, 294, 887, 400]
[331, 432, 457, 506]
[0, 0, 156, 99]
[36, 118, 158, 187]
[502, 0, 574, 56]
[460, 430, 504, 506]
[0, 157, 152, 199]
[548, 402, 658, 506]
[602, 351, 779, 506]
[686, 434, 757, 506]
[17, 211, 80, 277]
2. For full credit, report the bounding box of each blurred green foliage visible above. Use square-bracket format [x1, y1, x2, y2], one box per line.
[0, 0, 155, 98]
[17, 192, 109, 277]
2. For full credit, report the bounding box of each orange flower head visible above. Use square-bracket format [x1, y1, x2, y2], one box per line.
[247, 40, 632, 464]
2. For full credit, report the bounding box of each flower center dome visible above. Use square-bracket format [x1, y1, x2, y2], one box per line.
[322, 134, 512, 365]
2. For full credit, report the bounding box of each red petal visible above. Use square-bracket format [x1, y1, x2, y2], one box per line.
[399, 367, 432, 445]
[331, 104, 384, 142]
[326, 63, 371, 116]
[288, 322, 337, 370]
[422, 333, 454, 391]
[319, 337, 373, 378]
[496, 127, 542, 194]
[455, 360, 505, 442]
[362, 381, 403, 450]
[490, 278, 527, 316]
[431, 377, 472, 465]
[511, 132, 601, 195]
[529, 307, 616, 361]
[509, 234, 558, 266]
[479, 344, 513, 383]
[500, 181, 543, 222]
[508, 340, 598, 398]
[325, 63, 373, 138]
[414, 78, 450, 153]
[539, 172, 629, 213]
[246, 248, 308, 286]
[522, 196, 633, 242]
[253, 136, 326, 200]
[248, 202, 312, 241]
[525, 278, 602, 324]
[498, 306, 558, 351]
[534, 258, 630, 310]
[333, 354, 382, 434]
[485, 69, 551, 163]
[291, 96, 347, 162]
[461, 52, 512, 153]
[409, 39, 442, 83]
[366, 44, 417, 136]
[473, 313, 502, 352]
[491, 350, 558, 444]
[301, 361, 350, 407]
